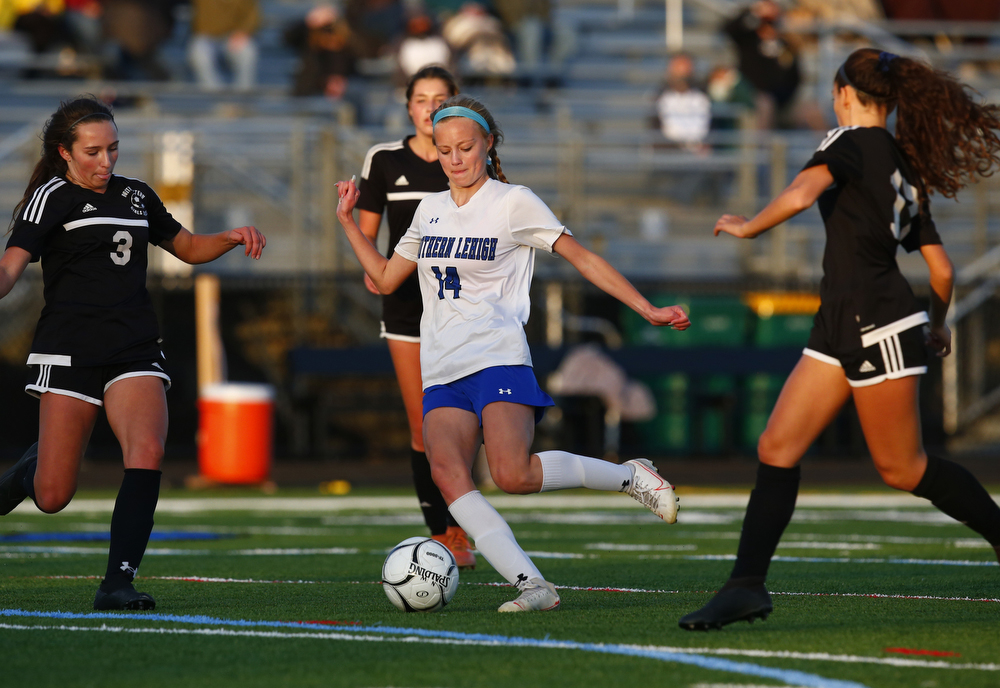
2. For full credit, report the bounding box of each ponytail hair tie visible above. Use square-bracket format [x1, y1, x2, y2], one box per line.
[877, 52, 898, 73]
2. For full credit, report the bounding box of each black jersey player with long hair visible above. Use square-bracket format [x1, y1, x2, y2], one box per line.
[355, 65, 477, 569]
[679, 48, 1000, 631]
[0, 96, 266, 610]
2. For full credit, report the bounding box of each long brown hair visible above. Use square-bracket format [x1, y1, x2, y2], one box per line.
[835, 48, 1000, 199]
[431, 95, 508, 183]
[10, 96, 115, 228]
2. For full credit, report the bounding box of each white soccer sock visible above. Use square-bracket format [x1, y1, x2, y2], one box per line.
[448, 490, 543, 587]
[537, 450, 632, 493]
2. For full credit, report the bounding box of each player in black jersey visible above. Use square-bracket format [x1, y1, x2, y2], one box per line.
[680, 48, 1000, 630]
[0, 96, 265, 611]
[355, 65, 477, 569]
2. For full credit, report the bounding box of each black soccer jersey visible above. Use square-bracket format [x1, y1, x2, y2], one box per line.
[802, 126, 942, 350]
[6, 174, 183, 366]
[356, 137, 450, 335]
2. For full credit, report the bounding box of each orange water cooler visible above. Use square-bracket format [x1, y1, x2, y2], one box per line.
[197, 382, 274, 484]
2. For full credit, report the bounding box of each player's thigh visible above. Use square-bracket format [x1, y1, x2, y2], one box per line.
[36, 392, 100, 511]
[481, 401, 538, 494]
[386, 337, 424, 448]
[423, 406, 483, 503]
[852, 375, 926, 491]
[758, 355, 851, 467]
[104, 375, 169, 470]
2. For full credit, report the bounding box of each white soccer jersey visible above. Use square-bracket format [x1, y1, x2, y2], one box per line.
[394, 178, 568, 388]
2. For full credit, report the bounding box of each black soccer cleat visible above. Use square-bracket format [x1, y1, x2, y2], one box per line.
[94, 584, 157, 611]
[678, 584, 773, 631]
[0, 442, 38, 516]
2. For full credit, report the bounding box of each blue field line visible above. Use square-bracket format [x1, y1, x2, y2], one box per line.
[1, 609, 867, 688]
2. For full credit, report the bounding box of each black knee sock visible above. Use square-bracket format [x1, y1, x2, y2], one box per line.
[410, 449, 449, 536]
[912, 455, 1000, 547]
[728, 463, 801, 584]
[101, 469, 161, 592]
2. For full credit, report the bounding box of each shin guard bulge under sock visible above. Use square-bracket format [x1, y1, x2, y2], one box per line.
[448, 490, 543, 587]
[101, 469, 161, 592]
[729, 463, 801, 581]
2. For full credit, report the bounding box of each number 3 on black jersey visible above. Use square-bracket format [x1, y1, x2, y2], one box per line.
[111, 230, 133, 265]
[431, 266, 461, 299]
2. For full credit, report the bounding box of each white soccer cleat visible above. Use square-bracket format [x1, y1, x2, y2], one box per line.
[623, 458, 679, 524]
[497, 578, 560, 613]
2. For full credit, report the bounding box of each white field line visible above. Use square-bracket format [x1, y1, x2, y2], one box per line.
[25, 574, 1000, 603]
[0, 620, 996, 674]
[10, 492, 998, 514]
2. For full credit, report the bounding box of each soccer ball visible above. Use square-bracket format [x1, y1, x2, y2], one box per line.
[382, 536, 459, 612]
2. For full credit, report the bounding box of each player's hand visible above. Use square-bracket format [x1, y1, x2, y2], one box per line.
[335, 176, 360, 225]
[714, 214, 750, 238]
[927, 323, 952, 357]
[363, 272, 381, 295]
[228, 225, 266, 259]
[648, 305, 690, 331]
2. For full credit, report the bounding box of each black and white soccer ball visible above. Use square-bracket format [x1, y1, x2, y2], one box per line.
[381, 536, 459, 612]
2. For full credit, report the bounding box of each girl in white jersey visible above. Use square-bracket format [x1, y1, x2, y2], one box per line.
[679, 48, 1000, 631]
[336, 95, 690, 612]
[0, 96, 266, 611]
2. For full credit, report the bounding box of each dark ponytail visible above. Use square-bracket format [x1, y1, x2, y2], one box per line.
[431, 95, 508, 183]
[835, 48, 1000, 199]
[405, 64, 459, 101]
[10, 96, 115, 228]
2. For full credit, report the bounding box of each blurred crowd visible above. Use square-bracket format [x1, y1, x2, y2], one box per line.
[0, 0, 997, 133]
[0, 0, 571, 91]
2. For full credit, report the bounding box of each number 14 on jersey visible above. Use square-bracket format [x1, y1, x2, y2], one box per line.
[431, 266, 461, 299]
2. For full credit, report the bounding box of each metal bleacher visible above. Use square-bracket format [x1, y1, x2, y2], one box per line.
[2, 0, 1000, 452]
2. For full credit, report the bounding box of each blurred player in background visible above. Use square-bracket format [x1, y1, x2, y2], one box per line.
[354, 65, 477, 569]
[0, 96, 266, 610]
[679, 48, 1000, 631]
[337, 95, 689, 612]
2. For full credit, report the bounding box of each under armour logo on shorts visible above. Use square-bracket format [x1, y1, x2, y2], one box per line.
[499, 388, 512, 395]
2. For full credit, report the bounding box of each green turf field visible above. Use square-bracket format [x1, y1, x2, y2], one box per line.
[1, 485, 997, 688]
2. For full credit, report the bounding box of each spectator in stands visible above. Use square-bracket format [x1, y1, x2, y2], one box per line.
[64, 0, 102, 59]
[655, 53, 712, 150]
[2, 0, 73, 77]
[706, 64, 756, 130]
[344, 0, 405, 60]
[722, 1, 801, 129]
[441, 2, 515, 79]
[101, 0, 176, 81]
[397, 10, 451, 80]
[285, 3, 356, 98]
[188, 0, 259, 92]
[880, 0, 998, 22]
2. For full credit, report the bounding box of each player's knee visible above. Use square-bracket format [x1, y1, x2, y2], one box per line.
[33, 482, 75, 513]
[757, 429, 789, 465]
[489, 463, 535, 494]
[874, 462, 922, 492]
[125, 438, 165, 470]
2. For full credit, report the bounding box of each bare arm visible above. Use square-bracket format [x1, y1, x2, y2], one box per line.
[921, 242, 954, 357]
[553, 233, 690, 329]
[714, 165, 834, 239]
[358, 209, 384, 295]
[0, 246, 31, 299]
[336, 178, 416, 294]
[160, 226, 266, 264]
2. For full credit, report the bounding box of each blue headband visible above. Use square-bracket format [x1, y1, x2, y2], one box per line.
[877, 51, 898, 73]
[432, 106, 490, 133]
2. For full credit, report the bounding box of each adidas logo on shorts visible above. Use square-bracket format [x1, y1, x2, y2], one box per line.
[859, 360, 876, 373]
[82, 203, 97, 213]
